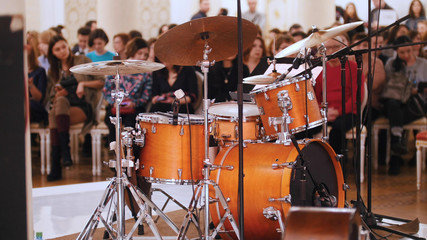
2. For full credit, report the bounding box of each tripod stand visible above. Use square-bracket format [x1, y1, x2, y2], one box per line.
[176, 42, 241, 240]
[74, 64, 181, 240]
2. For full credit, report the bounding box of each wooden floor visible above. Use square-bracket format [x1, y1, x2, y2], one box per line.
[30, 139, 427, 224]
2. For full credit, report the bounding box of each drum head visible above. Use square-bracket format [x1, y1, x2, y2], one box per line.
[290, 141, 340, 207]
[209, 102, 259, 118]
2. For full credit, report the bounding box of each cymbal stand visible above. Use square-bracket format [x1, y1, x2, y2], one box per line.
[77, 67, 173, 240]
[177, 41, 240, 240]
[319, 43, 329, 142]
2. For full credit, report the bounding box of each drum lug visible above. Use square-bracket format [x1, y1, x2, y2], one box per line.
[180, 124, 184, 136]
[304, 115, 310, 123]
[295, 82, 300, 92]
[269, 194, 291, 204]
[151, 123, 156, 133]
[141, 164, 145, 170]
[307, 91, 314, 100]
[258, 106, 265, 115]
[272, 161, 296, 169]
[149, 166, 154, 178]
[264, 92, 270, 101]
[336, 154, 344, 162]
[234, 124, 238, 139]
[343, 183, 350, 191]
[178, 169, 182, 182]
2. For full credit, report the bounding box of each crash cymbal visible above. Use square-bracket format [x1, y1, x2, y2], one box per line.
[243, 75, 275, 85]
[69, 60, 165, 75]
[275, 21, 363, 58]
[155, 16, 258, 66]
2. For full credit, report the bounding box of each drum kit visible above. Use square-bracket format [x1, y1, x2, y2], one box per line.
[70, 16, 363, 240]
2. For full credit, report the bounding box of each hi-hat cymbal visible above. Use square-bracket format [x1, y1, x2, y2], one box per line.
[275, 21, 364, 58]
[155, 16, 258, 66]
[69, 60, 165, 75]
[243, 75, 275, 85]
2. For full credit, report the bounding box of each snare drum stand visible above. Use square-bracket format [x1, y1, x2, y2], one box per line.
[77, 68, 179, 240]
[177, 42, 240, 240]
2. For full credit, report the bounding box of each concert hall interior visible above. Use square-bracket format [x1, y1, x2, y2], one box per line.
[1, 0, 427, 239]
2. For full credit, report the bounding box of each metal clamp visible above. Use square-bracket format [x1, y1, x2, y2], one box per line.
[211, 165, 234, 171]
[269, 194, 291, 204]
[272, 161, 296, 169]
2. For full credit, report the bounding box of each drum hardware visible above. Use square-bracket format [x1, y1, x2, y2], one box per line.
[72, 60, 185, 240]
[319, 43, 329, 142]
[268, 195, 292, 204]
[262, 207, 285, 239]
[270, 90, 293, 145]
[271, 161, 295, 169]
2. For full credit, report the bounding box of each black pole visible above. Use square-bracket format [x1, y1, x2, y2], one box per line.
[367, 0, 373, 214]
[236, 0, 245, 239]
[355, 53, 363, 210]
[339, 56, 348, 185]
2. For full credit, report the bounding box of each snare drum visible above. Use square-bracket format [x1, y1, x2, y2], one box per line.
[209, 102, 262, 144]
[250, 76, 323, 139]
[136, 113, 205, 184]
[210, 139, 345, 240]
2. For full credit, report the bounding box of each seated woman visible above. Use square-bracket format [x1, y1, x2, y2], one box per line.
[86, 28, 115, 62]
[47, 35, 105, 181]
[27, 31, 48, 125]
[381, 35, 427, 175]
[150, 61, 198, 114]
[103, 37, 152, 143]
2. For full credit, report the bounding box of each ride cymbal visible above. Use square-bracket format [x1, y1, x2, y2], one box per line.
[70, 60, 165, 75]
[275, 21, 363, 58]
[155, 16, 258, 66]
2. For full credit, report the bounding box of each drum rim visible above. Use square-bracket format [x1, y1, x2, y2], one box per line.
[211, 115, 260, 122]
[136, 113, 207, 125]
[249, 76, 308, 95]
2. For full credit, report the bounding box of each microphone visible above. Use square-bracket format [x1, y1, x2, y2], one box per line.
[172, 89, 185, 125]
[275, 52, 304, 82]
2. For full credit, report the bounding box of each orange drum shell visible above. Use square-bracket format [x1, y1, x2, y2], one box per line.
[253, 80, 322, 138]
[211, 117, 261, 143]
[138, 122, 204, 183]
[209, 140, 344, 240]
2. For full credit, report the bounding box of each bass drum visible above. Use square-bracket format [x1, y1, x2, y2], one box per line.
[209, 140, 345, 240]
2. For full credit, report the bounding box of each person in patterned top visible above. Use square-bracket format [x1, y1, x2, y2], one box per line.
[103, 37, 152, 143]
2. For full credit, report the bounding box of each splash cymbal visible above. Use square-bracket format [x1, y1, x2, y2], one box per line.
[243, 75, 275, 85]
[275, 21, 364, 58]
[69, 60, 165, 75]
[155, 16, 258, 66]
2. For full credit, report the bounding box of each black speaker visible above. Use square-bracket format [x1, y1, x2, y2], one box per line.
[0, 15, 29, 239]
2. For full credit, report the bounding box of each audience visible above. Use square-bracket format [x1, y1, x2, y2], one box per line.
[406, 0, 426, 31]
[46, 35, 104, 181]
[243, 36, 267, 73]
[381, 35, 427, 175]
[191, 0, 210, 20]
[103, 37, 152, 143]
[71, 27, 91, 56]
[27, 31, 49, 125]
[243, 0, 266, 30]
[112, 33, 131, 60]
[86, 28, 115, 62]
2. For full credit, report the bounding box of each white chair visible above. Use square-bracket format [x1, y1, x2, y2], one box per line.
[415, 130, 427, 190]
[90, 122, 109, 176]
[30, 122, 50, 174]
[373, 117, 427, 170]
